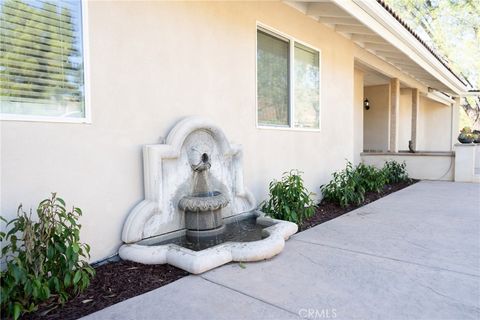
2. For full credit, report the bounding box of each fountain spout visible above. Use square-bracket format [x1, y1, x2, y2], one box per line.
[191, 153, 211, 172]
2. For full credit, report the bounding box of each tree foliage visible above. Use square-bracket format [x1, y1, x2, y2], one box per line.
[257, 30, 290, 126]
[386, 0, 480, 128]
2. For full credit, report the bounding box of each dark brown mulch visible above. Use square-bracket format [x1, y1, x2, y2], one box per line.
[23, 261, 189, 320]
[299, 179, 418, 231]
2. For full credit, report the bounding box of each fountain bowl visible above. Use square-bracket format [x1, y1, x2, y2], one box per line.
[119, 210, 298, 274]
[178, 191, 229, 212]
[179, 190, 230, 235]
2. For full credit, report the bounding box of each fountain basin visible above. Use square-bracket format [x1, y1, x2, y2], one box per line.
[179, 191, 229, 233]
[119, 211, 297, 274]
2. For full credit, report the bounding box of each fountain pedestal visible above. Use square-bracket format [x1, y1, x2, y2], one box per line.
[178, 153, 230, 238]
[180, 192, 229, 237]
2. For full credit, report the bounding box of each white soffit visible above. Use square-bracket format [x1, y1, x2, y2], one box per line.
[286, 1, 468, 95]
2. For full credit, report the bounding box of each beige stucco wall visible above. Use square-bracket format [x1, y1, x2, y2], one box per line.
[363, 85, 390, 152]
[362, 153, 454, 181]
[398, 90, 452, 152]
[353, 69, 364, 163]
[417, 96, 452, 151]
[1, 1, 357, 262]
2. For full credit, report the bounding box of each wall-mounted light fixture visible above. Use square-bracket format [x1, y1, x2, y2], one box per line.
[364, 98, 370, 110]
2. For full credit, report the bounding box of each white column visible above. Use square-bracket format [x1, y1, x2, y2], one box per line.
[389, 78, 400, 152]
[410, 88, 419, 151]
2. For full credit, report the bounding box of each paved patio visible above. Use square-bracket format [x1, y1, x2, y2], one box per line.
[83, 181, 480, 320]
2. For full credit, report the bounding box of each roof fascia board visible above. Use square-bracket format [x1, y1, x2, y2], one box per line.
[421, 91, 454, 106]
[331, 0, 467, 94]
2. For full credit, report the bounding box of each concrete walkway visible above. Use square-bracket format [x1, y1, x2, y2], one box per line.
[83, 181, 480, 320]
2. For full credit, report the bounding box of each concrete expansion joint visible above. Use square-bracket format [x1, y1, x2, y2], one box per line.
[199, 276, 300, 317]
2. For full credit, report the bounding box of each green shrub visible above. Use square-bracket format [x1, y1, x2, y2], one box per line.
[382, 160, 410, 184]
[261, 170, 315, 224]
[1, 193, 95, 319]
[356, 162, 387, 193]
[321, 161, 365, 207]
[321, 160, 410, 208]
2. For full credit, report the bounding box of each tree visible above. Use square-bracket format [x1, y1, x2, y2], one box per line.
[386, 0, 480, 128]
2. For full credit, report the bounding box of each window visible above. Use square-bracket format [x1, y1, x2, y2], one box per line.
[0, 0, 87, 122]
[257, 26, 320, 129]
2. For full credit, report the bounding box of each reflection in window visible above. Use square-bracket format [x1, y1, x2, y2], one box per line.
[0, 0, 86, 119]
[294, 42, 319, 129]
[257, 30, 289, 126]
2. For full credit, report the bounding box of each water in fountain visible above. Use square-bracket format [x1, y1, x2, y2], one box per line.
[153, 216, 265, 251]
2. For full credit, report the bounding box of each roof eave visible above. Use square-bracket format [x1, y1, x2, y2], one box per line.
[335, 0, 467, 95]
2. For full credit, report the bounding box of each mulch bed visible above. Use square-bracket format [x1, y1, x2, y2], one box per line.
[24, 261, 189, 320]
[23, 180, 417, 320]
[299, 179, 418, 231]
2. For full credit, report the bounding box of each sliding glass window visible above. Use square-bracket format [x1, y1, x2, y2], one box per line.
[257, 27, 320, 129]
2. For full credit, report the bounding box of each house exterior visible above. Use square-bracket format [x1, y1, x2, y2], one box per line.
[1, 0, 474, 262]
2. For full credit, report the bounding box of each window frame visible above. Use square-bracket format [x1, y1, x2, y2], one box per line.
[255, 22, 322, 132]
[0, 0, 92, 124]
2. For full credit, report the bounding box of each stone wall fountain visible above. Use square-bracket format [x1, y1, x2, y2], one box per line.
[119, 116, 297, 274]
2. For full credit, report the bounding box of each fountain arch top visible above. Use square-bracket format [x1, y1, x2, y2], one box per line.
[165, 116, 233, 157]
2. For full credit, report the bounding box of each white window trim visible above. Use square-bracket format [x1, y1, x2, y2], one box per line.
[0, 0, 92, 124]
[255, 22, 322, 132]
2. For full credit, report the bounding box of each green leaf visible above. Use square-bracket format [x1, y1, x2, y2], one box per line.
[13, 302, 22, 320]
[73, 270, 81, 284]
[54, 277, 61, 291]
[42, 285, 51, 299]
[66, 246, 73, 259]
[64, 273, 71, 287]
[85, 266, 95, 277]
[47, 245, 55, 259]
[72, 243, 80, 253]
[57, 198, 66, 206]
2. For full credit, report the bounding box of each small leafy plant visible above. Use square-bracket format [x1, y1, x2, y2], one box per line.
[1, 193, 95, 319]
[261, 170, 315, 224]
[356, 162, 387, 193]
[382, 160, 410, 184]
[321, 161, 366, 207]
